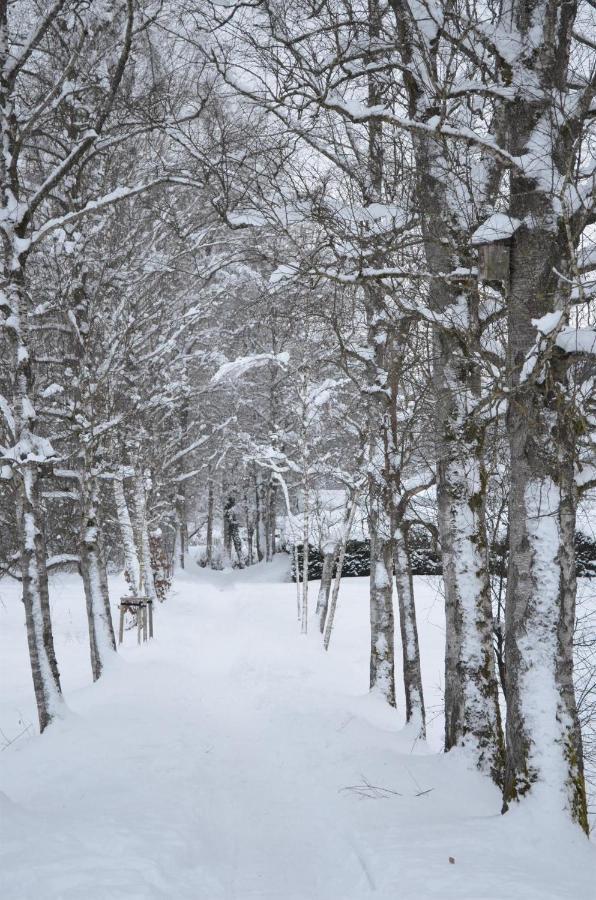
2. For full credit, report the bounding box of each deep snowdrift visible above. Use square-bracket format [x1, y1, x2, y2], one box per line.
[1, 557, 595, 899]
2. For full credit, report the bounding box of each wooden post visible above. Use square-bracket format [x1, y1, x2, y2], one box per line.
[119, 597, 153, 644]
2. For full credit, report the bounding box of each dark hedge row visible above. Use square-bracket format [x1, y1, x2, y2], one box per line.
[290, 530, 596, 582]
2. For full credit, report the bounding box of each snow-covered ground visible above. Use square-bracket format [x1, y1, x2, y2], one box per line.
[1, 556, 596, 899]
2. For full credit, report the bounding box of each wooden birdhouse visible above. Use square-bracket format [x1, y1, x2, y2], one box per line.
[471, 214, 521, 285]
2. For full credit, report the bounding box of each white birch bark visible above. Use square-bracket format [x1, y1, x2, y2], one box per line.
[316, 545, 337, 634]
[323, 497, 358, 651]
[394, 526, 425, 738]
[80, 466, 116, 680]
[0, 85, 62, 731]
[134, 469, 158, 603]
[113, 471, 141, 594]
[18, 465, 63, 731]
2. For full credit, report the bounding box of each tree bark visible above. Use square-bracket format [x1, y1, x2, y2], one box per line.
[113, 472, 141, 593]
[435, 371, 503, 781]
[255, 471, 265, 561]
[206, 475, 214, 567]
[300, 477, 310, 635]
[316, 546, 337, 634]
[268, 482, 277, 558]
[224, 493, 244, 568]
[80, 468, 116, 680]
[394, 524, 425, 737]
[17, 465, 63, 732]
[412, 134, 503, 780]
[176, 499, 187, 570]
[499, 0, 587, 830]
[134, 469, 158, 602]
[324, 498, 358, 651]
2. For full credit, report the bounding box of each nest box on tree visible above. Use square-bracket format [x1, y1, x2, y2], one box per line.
[471, 213, 522, 286]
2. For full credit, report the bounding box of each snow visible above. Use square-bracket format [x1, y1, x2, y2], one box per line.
[532, 311, 563, 334]
[210, 352, 289, 385]
[269, 262, 299, 284]
[283, 488, 368, 547]
[471, 213, 522, 245]
[1, 559, 596, 899]
[556, 326, 596, 356]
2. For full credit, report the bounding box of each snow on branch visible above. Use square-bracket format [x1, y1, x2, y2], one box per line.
[323, 97, 523, 170]
[30, 177, 203, 246]
[210, 352, 289, 385]
[556, 327, 596, 356]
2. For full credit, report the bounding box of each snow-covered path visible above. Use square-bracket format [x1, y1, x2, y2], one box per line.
[1, 558, 596, 899]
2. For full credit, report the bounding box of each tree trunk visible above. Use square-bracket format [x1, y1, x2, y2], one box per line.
[177, 498, 187, 570]
[300, 479, 310, 635]
[500, 0, 587, 827]
[224, 493, 244, 568]
[134, 470, 158, 602]
[324, 498, 358, 651]
[17, 465, 63, 732]
[436, 385, 503, 781]
[80, 469, 116, 680]
[113, 472, 141, 593]
[255, 472, 265, 561]
[316, 546, 336, 634]
[269, 482, 277, 558]
[503, 224, 587, 828]
[410, 118, 504, 779]
[394, 524, 425, 737]
[7, 261, 63, 732]
[368, 521, 396, 707]
[206, 475, 214, 567]
[504, 420, 586, 828]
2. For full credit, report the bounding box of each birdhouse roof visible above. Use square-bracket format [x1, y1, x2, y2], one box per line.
[471, 213, 522, 246]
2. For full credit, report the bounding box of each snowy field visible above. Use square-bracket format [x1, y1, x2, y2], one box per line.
[1, 556, 596, 899]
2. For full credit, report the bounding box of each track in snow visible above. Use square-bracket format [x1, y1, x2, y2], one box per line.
[1, 556, 595, 899]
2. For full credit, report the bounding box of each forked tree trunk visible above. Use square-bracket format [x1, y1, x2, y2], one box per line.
[388, 2, 504, 779]
[411, 120, 504, 779]
[18, 465, 62, 732]
[323, 498, 358, 651]
[394, 524, 425, 737]
[0, 5, 64, 735]
[316, 545, 337, 634]
[9, 260, 62, 732]
[80, 468, 116, 680]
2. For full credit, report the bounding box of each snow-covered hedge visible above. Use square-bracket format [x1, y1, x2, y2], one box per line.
[290, 530, 596, 582]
